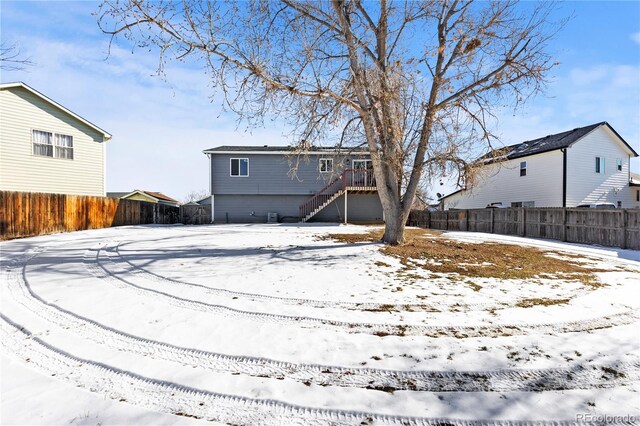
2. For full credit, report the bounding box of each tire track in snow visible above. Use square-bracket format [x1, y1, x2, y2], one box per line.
[86, 242, 638, 338]
[3, 242, 639, 394]
[2, 314, 637, 426]
[110, 240, 593, 313]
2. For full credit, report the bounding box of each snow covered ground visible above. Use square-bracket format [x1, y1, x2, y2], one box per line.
[1, 223, 638, 425]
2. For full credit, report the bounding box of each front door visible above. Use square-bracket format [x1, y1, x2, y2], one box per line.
[352, 160, 373, 187]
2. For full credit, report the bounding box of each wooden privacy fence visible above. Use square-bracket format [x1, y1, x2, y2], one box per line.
[408, 207, 640, 250]
[0, 191, 179, 240]
[180, 204, 212, 225]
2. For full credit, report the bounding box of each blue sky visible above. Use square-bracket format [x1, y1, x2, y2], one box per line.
[1, 1, 639, 201]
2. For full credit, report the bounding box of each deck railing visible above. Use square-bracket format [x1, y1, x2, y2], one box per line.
[299, 169, 377, 220]
[343, 168, 376, 189]
[299, 174, 344, 220]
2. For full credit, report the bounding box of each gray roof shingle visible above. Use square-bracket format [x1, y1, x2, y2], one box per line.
[203, 145, 370, 154]
[480, 122, 637, 162]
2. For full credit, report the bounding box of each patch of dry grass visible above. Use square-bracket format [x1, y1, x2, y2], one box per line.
[515, 298, 570, 308]
[327, 228, 606, 286]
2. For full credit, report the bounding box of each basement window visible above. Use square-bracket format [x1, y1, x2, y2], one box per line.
[319, 158, 333, 173]
[230, 158, 249, 177]
[519, 161, 527, 176]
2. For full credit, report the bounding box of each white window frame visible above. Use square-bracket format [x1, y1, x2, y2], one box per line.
[595, 156, 604, 174]
[32, 130, 53, 157]
[616, 158, 623, 172]
[32, 129, 74, 160]
[54, 133, 74, 160]
[230, 158, 249, 177]
[319, 158, 333, 173]
[519, 161, 527, 177]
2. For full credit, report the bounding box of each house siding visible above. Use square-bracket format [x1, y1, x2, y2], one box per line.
[565, 126, 634, 207]
[213, 193, 383, 223]
[444, 150, 564, 209]
[210, 153, 368, 195]
[209, 152, 383, 223]
[0, 86, 106, 196]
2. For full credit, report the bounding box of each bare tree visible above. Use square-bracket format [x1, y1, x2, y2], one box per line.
[98, 0, 562, 244]
[0, 42, 34, 71]
[183, 189, 210, 204]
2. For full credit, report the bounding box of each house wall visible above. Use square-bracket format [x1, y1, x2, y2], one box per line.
[0, 86, 106, 196]
[212, 193, 383, 223]
[210, 152, 370, 195]
[443, 150, 564, 210]
[565, 126, 635, 208]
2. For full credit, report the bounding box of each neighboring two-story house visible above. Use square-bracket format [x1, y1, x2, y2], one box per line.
[0, 82, 112, 196]
[441, 122, 639, 210]
[203, 146, 383, 223]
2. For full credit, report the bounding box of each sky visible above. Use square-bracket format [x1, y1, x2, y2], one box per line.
[1, 1, 639, 202]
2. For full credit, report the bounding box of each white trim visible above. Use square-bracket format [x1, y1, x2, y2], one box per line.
[229, 158, 249, 177]
[211, 194, 215, 223]
[1, 82, 112, 141]
[319, 158, 334, 173]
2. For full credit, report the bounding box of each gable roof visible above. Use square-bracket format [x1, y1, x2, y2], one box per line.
[203, 145, 370, 155]
[121, 190, 180, 204]
[0, 82, 112, 141]
[479, 122, 637, 163]
[631, 172, 640, 187]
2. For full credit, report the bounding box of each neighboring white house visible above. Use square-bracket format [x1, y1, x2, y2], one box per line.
[441, 122, 639, 210]
[0, 82, 112, 196]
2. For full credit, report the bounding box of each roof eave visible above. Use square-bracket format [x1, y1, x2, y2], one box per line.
[0, 81, 112, 141]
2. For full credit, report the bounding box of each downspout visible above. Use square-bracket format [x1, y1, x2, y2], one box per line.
[561, 148, 567, 207]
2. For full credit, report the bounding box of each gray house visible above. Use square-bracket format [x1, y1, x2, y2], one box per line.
[203, 146, 384, 223]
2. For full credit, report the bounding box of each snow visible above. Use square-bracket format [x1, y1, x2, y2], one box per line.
[1, 223, 639, 425]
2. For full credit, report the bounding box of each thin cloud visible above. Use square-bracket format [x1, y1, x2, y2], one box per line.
[631, 32, 640, 44]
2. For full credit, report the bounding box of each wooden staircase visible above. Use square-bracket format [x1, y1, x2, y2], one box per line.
[299, 169, 376, 222]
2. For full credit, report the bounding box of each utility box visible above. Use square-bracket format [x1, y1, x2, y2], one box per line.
[267, 212, 278, 223]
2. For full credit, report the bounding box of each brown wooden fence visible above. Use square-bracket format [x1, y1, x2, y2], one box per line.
[0, 191, 179, 240]
[408, 207, 640, 250]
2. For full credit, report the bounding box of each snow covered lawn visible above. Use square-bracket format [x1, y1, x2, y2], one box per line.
[1, 223, 638, 425]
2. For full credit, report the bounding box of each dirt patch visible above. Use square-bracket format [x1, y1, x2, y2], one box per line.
[327, 228, 606, 286]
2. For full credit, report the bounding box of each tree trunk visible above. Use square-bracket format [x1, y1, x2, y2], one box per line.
[381, 202, 406, 245]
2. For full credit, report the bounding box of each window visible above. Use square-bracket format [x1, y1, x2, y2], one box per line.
[319, 158, 333, 173]
[55, 134, 73, 159]
[595, 156, 604, 174]
[637, 190, 639, 202]
[617, 201, 622, 208]
[523, 201, 535, 207]
[511, 202, 522, 207]
[230, 158, 249, 177]
[32, 130, 73, 159]
[519, 161, 527, 177]
[616, 158, 623, 171]
[32, 130, 53, 157]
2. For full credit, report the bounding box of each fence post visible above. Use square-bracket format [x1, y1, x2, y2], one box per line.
[427, 211, 431, 229]
[622, 209, 628, 250]
[490, 208, 494, 233]
[464, 209, 469, 232]
[561, 208, 567, 242]
[521, 208, 527, 237]
[446, 210, 449, 230]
